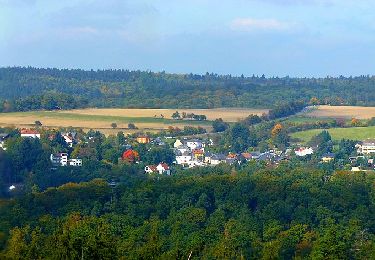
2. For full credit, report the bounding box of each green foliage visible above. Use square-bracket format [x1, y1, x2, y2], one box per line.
[243, 114, 262, 126]
[309, 130, 333, 155]
[143, 146, 175, 165]
[212, 118, 229, 133]
[1, 67, 374, 111]
[368, 117, 375, 126]
[226, 123, 258, 152]
[1, 168, 375, 258]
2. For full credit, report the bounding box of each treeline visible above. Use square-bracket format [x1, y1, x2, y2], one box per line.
[0, 67, 374, 111]
[268, 100, 306, 119]
[1, 93, 88, 112]
[1, 168, 375, 259]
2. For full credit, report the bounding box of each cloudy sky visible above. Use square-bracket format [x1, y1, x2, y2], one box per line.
[1, 0, 374, 76]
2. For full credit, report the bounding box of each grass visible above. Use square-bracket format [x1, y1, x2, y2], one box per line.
[291, 126, 375, 143]
[285, 116, 336, 124]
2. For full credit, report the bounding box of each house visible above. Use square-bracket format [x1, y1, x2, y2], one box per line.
[188, 160, 206, 168]
[175, 151, 192, 165]
[186, 139, 203, 150]
[20, 129, 40, 139]
[226, 157, 238, 165]
[157, 163, 171, 175]
[50, 153, 68, 166]
[258, 152, 275, 162]
[145, 163, 171, 175]
[295, 147, 314, 157]
[68, 159, 82, 167]
[122, 149, 140, 163]
[174, 139, 184, 148]
[192, 148, 204, 161]
[51, 153, 82, 167]
[63, 134, 74, 147]
[351, 166, 362, 172]
[357, 139, 375, 155]
[240, 152, 253, 161]
[0, 133, 9, 150]
[176, 145, 190, 155]
[249, 151, 262, 160]
[321, 153, 335, 163]
[136, 136, 151, 144]
[151, 137, 165, 146]
[210, 154, 227, 165]
[145, 165, 157, 174]
[204, 152, 213, 164]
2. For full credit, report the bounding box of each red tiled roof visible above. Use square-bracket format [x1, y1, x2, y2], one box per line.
[159, 163, 170, 170]
[63, 135, 73, 142]
[241, 153, 252, 159]
[146, 165, 157, 171]
[20, 129, 40, 135]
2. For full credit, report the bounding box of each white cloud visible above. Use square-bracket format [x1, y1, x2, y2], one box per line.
[231, 18, 293, 32]
[56, 26, 99, 38]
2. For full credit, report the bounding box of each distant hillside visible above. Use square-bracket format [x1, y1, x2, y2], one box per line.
[0, 67, 374, 111]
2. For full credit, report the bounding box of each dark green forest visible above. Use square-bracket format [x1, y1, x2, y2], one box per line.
[0, 67, 374, 111]
[1, 167, 375, 259]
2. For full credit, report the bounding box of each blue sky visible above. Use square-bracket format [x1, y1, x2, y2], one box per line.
[1, 0, 375, 76]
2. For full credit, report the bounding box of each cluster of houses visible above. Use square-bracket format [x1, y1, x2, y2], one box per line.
[19, 129, 82, 168]
[295, 139, 375, 170]
[50, 153, 82, 167]
[172, 138, 289, 168]
[143, 137, 375, 175]
[1, 128, 375, 174]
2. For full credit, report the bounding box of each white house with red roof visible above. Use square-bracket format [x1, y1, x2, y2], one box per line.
[20, 129, 41, 139]
[145, 163, 171, 175]
[144, 165, 157, 174]
[295, 147, 314, 157]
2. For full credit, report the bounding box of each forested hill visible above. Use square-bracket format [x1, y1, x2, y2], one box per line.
[0, 67, 374, 111]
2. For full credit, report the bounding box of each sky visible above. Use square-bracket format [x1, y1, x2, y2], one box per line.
[1, 0, 375, 77]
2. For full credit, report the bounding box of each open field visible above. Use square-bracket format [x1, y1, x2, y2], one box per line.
[0, 108, 266, 134]
[65, 108, 268, 122]
[285, 116, 337, 124]
[304, 105, 375, 119]
[291, 126, 375, 143]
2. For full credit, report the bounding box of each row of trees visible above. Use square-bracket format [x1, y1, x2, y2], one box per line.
[171, 111, 207, 121]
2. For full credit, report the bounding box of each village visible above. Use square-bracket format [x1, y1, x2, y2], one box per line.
[1, 127, 374, 176]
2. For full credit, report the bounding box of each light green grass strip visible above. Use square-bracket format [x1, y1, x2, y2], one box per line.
[291, 126, 375, 143]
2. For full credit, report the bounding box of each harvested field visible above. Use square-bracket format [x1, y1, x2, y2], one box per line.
[0, 108, 267, 134]
[65, 108, 268, 122]
[305, 105, 375, 119]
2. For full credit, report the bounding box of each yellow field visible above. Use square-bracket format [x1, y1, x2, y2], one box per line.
[0, 108, 267, 135]
[65, 108, 268, 122]
[305, 105, 375, 119]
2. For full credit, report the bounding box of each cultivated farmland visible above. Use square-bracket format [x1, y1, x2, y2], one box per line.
[0, 108, 267, 134]
[304, 105, 375, 119]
